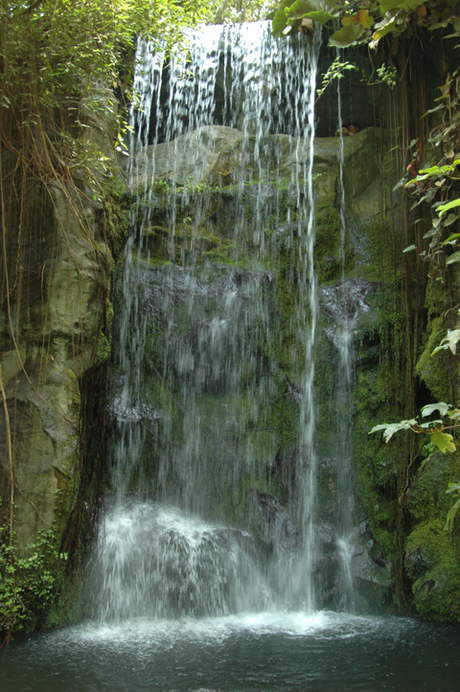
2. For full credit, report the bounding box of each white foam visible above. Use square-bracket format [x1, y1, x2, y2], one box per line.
[55, 610, 390, 650]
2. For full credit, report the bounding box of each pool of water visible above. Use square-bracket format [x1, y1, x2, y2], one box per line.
[1, 611, 459, 692]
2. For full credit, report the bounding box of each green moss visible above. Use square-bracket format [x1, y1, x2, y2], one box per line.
[96, 330, 111, 364]
[314, 207, 342, 283]
[416, 316, 454, 402]
[140, 222, 236, 267]
[409, 451, 460, 523]
[102, 172, 130, 259]
[405, 519, 460, 621]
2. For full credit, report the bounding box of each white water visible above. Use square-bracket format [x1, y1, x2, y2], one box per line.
[97, 21, 323, 621]
[92, 503, 270, 621]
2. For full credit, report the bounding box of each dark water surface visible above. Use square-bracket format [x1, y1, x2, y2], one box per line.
[1, 611, 459, 692]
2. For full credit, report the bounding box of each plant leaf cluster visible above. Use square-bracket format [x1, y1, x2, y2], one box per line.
[399, 69, 460, 276]
[370, 403, 460, 528]
[0, 523, 67, 643]
[272, 0, 460, 48]
[370, 401, 460, 451]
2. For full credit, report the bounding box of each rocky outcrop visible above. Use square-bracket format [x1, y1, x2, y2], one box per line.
[121, 123, 405, 613]
[0, 178, 113, 550]
[131, 125, 398, 222]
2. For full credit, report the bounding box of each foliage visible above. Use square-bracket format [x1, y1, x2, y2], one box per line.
[272, 0, 460, 48]
[0, 521, 67, 642]
[370, 401, 460, 452]
[383, 56, 460, 536]
[208, 0, 273, 23]
[399, 69, 460, 277]
[370, 401, 460, 529]
[445, 482, 460, 530]
[0, 0, 210, 192]
[432, 325, 460, 356]
[316, 57, 358, 99]
[374, 63, 397, 87]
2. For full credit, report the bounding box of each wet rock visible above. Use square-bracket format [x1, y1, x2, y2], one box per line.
[345, 523, 393, 610]
[248, 488, 299, 553]
[110, 396, 161, 424]
[131, 126, 244, 191]
[320, 279, 375, 322]
[314, 518, 336, 546]
[0, 183, 113, 551]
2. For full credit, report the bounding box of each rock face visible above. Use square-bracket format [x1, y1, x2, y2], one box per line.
[3, 113, 458, 623]
[0, 176, 113, 550]
[118, 124, 407, 612]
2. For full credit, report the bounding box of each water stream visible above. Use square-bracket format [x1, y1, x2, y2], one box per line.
[95, 20, 322, 618]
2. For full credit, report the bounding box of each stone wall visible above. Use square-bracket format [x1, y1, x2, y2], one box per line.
[0, 172, 113, 550]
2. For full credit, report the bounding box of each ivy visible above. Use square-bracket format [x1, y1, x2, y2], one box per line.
[316, 57, 358, 99]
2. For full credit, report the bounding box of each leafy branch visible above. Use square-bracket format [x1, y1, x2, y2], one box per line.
[445, 482, 460, 530]
[272, 0, 460, 48]
[370, 401, 460, 529]
[316, 57, 358, 100]
[370, 401, 460, 452]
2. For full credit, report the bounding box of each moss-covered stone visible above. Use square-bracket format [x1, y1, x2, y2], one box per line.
[405, 520, 460, 621]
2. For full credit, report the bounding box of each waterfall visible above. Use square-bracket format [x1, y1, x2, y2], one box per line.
[92, 21, 323, 621]
[335, 62, 355, 611]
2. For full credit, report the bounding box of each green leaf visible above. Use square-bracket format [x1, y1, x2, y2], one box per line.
[421, 402, 451, 417]
[431, 430, 456, 453]
[438, 198, 460, 215]
[432, 329, 460, 355]
[393, 176, 406, 191]
[444, 213, 459, 228]
[303, 10, 336, 23]
[285, 0, 316, 18]
[403, 244, 417, 253]
[379, 0, 425, 13]
[443, 233, 460, 246]
[272, 0, 293, 36]
[369, 419, 417, 442]
[446, 250, 460, 266]
[444, 495, 460, 530]
[329, 23, 365, 47]
[371, 16, 398, 45]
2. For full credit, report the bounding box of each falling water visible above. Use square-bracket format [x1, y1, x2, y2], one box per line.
[93, 21, 321, 620]
[335, 63, 355, 611]
[320, 63, 374, 610]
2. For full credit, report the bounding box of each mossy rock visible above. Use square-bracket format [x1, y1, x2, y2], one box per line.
[405, 519, 460, 621]
[409, 451, 460, 523]
[416, 316, 455, 402]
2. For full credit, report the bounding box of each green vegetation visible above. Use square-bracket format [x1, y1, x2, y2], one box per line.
[0, 0, 210, 195]
[272, 0, 460, 48]
[0, 522, 67, 643]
